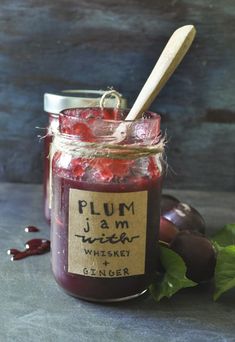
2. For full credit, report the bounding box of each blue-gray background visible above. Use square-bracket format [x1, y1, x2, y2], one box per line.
[0, 0, 234, 191]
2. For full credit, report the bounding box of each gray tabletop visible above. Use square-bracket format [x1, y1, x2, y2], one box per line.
[0, 183, 235, 342]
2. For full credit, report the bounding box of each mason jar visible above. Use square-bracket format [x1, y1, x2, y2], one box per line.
[50, 106, 165, 302]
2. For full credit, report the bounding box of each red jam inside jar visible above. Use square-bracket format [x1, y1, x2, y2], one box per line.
[51, 107, 164, 302]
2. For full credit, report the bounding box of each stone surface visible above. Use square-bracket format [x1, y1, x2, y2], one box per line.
[0, 1, 235, 190]
[0, 182, 235, 341]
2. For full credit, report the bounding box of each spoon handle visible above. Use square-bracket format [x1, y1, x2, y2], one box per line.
[126, 25, 196, 121]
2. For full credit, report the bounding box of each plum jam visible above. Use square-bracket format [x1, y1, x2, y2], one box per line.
[43, 90, 127, 223]
[51, 107, 164, 302]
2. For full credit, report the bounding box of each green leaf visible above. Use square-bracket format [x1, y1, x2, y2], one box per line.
[212, 224, 235, 247]
[211, 241, 223, 253]
[214, 245, 235, 300]
[149, 245, 197, 301]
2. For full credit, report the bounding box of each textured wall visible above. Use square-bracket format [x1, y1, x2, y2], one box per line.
[0, 0, 234, 190]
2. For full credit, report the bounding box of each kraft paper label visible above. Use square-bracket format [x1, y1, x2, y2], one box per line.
[68, 189, 148, 278]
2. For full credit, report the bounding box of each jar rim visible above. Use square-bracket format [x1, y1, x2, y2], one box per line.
[60, 107, 161, 123]
[57, 108, 162, 151]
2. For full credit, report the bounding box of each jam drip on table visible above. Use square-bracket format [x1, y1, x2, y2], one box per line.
[24, 225, 40, 233]
[7, 226, 50, 261]
[7, 239, 50, 261]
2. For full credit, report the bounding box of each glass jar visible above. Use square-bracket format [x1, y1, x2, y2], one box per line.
[43, 90, 127, 223]
[51, 107, 164, 302]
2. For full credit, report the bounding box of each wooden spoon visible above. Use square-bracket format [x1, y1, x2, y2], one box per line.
[125, 25, 196, 121]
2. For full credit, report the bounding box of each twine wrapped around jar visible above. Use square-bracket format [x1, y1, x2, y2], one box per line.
[53, 133, 166, 160]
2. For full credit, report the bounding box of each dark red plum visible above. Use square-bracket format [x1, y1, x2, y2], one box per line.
[161, 194, 180, 214]
[159, 217, 178, 243]
[160, 195, 206, 244]
[170, 231, 216, 283]
[164, 202, 205, 234]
